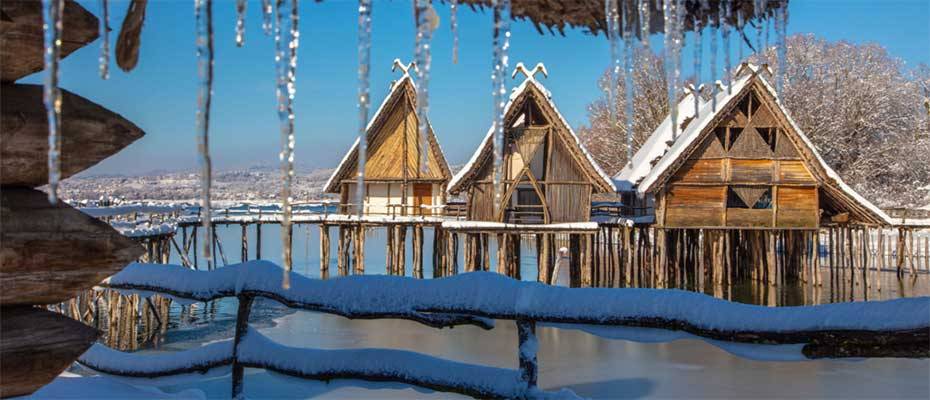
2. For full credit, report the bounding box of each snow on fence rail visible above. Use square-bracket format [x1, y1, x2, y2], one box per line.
[83, 261, 930, 398]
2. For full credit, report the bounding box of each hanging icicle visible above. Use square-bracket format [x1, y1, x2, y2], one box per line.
[622, 0, 636, 165]
[775, 1, 788, 96]
[355, 0, 373, 217]
[604, 0, 620, 136]
[451, 0, 459, 64]
[490, 0, 510, 216]
[722, 0, 732, 94]
[663, 0, 683, 140]
[262, 0, 273, 35]
[692, 15, 702, 117]
[98, 0, 110, 79]
[235, 0, 246, 47]
[43, 0, 64, 204]
[709, 5, 718, 112]
[737, 11, 744, 64]
[194, 0, 214, 267]
[755, 0, 765, 60]
[414, 0, 436, 177]
[274, 0, 299, 285]
[637, 0, 650, 49]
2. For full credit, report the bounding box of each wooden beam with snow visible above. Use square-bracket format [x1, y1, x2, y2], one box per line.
[0, 0, 99, 82]
[0, 306, 99, 398]
[0, 188, 145, 305]
[0, 84, 145, 187]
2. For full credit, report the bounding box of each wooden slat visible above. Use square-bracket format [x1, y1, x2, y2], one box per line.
[729, 159, 774, 183]
[774, 130, 802, 159]
[689, 134, 726, 159]
[728, 126, 774, 158]
[672, 158, 725, 183]
[667, 185, 726, 208]
[777, 160, 815, 183]
[1, 84, 145, 187]
[666, 207, 724, 227]
[777, 186, 818, 210]
[0, 188, 145, 305]
[1, 0, 99, 82]
[726, 208, 774, 227]
[776, 208, 818, 228]
[0, 306, 98, 397]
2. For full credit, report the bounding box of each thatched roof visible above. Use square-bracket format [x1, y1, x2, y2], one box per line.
[618, 64, 891, 225]
[456, 0, 786, 37]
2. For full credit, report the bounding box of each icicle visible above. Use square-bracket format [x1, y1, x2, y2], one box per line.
[451, 0, 459, 63]
[722, 0, 732, 94]
[692, 16, 702, 117]
[98, 0, 110, 79]
[261, 0, 273, 35]
[490, 0, 510, 216]
[605, 0, 620, 137]
[194, 0, 214, 267]
[775, 1, 788, 96]
[43, 0, 64, 204]
[663, 0, 683, 140]
[754, 0, 765, 59]
[623, 0, 636, 165]
[764, 8, 770, 64]
[638, 0, 650, 49]
[274, 0, 299, 285]
[414, 0, 436, 177]
[709, 7, 718, 112]
[235, 0, 246, 47]
[737, 11, 744, 63]
[355, 0, 373, 217]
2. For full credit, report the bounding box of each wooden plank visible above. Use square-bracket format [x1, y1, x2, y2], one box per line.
[1, 0, 99, 82]
[665, 207, 724, 228]
[728, 159, 774, 183]
[726, 208, 774, 227]
[777, 186, 818, 210]
[1, 188, 145, 305]
[777, 160, 815, 183]
[0, 306, 99, 397]
[671, 158, 725, 183]
[666, 185, 726, 208]
[1, 84, 145, 186]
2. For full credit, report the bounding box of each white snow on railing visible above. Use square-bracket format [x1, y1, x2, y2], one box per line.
[103, 261, 930, 333]
[79, 341, 234, 376]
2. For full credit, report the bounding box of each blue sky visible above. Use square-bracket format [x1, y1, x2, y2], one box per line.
[25, 0, 929, 175]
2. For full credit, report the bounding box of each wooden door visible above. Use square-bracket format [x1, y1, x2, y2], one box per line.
[413, 183, 432, 215]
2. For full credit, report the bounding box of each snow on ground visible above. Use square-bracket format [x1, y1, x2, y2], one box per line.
[26, 372, 205, 399]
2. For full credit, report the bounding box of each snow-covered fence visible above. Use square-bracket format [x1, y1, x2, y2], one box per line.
[81, 261, 930, 398]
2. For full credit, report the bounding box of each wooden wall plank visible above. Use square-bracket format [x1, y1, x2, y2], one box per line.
[729, 159, 774, 183]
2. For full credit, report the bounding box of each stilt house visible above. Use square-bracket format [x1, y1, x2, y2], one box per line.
[323, 63, 452, 216]
[614, 63, 891, 228]
[448, 64, 615, 224]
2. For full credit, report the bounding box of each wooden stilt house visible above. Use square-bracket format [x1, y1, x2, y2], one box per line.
[614, 63, 891, 228]
[448, 64, 615, 224]
[323, 62, 452, 216]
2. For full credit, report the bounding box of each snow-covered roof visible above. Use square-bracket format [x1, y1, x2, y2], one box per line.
[613, 63, 891, 225]
[448, 75, 615, 193]
[323, 74, 451, 193]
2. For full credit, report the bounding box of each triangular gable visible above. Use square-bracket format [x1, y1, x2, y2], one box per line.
[323, 76, 452, 193]
[629, 64, 890, 225]
[448, 78, 615, 194]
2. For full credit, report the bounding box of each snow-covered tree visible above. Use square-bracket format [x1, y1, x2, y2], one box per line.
[577, 48, 669, 175]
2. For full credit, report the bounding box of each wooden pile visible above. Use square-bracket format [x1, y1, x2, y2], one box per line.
[0, 1, 145, 397]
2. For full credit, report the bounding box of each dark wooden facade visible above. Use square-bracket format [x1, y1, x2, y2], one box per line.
[449, 78, 614, 223]
[635, 67, 888, 229]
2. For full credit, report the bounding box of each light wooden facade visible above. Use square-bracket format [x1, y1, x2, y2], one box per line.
[323, 74, 451, 216]
[448, 76, 614, 224]
[617, 64, 890, 229]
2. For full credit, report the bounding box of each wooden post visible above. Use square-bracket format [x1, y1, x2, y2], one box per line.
[231, 295, 254, 399]
[397, 225, 407, 276]
[482, 234, 490, 272]
[355, 226, 366, 275]
[413, 225, 424, 278]
[240, 224, 248, 262]
[517, 320, 537, 390]
[497, 234, 507, 275]
[433, 228, 444, 278]
[538, 234, 551, 284]
[255, 223, 262, 260]
[320, 225, 330, 279]
[336, 226, 346, 276]
[581, 234, 593, 287]
[569, 234, 580, 287]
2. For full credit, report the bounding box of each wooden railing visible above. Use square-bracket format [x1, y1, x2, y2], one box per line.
[80, 262, 930, 398]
